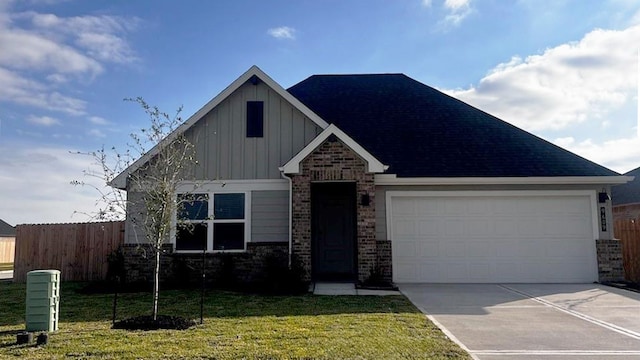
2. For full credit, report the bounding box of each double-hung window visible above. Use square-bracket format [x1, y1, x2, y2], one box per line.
[176, 192, 248, 252]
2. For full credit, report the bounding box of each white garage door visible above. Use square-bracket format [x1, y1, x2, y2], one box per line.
[389, 191, 598, 283]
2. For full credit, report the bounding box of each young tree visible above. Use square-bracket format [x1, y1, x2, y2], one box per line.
[75, 97, 196, 321]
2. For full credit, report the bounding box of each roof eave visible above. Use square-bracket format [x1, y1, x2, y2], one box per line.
[375, 175, 634, 186]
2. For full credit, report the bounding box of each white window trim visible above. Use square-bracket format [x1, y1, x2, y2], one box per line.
[172, 190, 251, 253]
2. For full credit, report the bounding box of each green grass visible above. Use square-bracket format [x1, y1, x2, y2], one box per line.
[0, 263, 12, 271]
[0, 282, 469, 359]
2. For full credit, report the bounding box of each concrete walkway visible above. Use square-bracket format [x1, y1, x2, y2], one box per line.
[312, 282, 400, 295]
[400, 283, 640, 360]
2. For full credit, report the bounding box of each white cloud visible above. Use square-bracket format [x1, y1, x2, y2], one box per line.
[76, 32, 136, 63]
[88, 116, 109, 125]
[88, 128, 106, 138]
[444, 0, 470, 11]
[268, 26, 296, 40]
[46, 73, 68, 84]
[0, 5, 138, 116]
[441, 0, 472, 27]
[553, 136, 640, 174]
[446, 25, 640, 132]
[27, 115, 60, 126]
[0, 29, 103, 76]
[0, 67, 86, 115]
[0, 145, 110, 224]
[422, 0, 433, 8]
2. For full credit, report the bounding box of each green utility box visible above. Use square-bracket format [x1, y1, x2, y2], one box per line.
[25, 270, 60, 332]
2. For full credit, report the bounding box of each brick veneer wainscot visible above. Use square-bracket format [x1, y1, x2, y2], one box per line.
[290, 138, 377, 283]
[122, 242, 289, 285]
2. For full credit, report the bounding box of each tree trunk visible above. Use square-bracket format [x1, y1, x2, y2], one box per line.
[152, 246, 160, 321]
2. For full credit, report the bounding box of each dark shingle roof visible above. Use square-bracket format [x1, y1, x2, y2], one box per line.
[612, 167, 640, 205]
[287, 74, 619, 177]
[0, 219, 15, 237]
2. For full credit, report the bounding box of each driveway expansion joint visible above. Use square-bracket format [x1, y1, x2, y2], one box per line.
[498, 284, 640, 341]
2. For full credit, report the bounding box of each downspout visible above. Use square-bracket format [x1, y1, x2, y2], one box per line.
[281, 171, 293, 268]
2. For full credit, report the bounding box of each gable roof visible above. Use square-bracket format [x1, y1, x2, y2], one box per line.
[0, 219, 15, 237]
[287, 74, 622, 178]
[280, 124, 388, 174]
[612, 166, 640, 205]
[111, 66, 328, 189]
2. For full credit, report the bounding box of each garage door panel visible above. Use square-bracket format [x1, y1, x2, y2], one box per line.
[394, 240, 417, 257]
[419, 241, 440, 257]
[391, 193, 597, 283]
[394, 219, 416, 236]
[418, 219, 441, 236]
[467, 240, 494, 257]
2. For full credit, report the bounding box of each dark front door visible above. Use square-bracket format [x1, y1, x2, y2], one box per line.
[311, 182, 357, 281]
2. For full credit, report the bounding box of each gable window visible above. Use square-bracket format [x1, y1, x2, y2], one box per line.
[246, 101, 264, 138]
[175, 192, 248, 252]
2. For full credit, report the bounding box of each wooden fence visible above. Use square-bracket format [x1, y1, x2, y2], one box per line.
[14, 222, 124, 283]
[0, 236, 15, 263]
[614, 219, 640, 283]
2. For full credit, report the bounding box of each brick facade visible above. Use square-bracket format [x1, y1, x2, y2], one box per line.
[290, 138, 379, 283]
[595, 239, 624, 282]
[122, 242, 288, 285]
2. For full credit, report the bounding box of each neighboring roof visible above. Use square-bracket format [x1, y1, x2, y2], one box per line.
[612, 166, 640, 205]
[288, 74, 621, 178]
[280, 124, 388, 174]
[111, 66, 328, 189]
[0, 219, 15, 237]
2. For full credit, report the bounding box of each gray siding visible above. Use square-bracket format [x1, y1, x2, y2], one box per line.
[184, 81, 323, 180]
[375, 183, 613, 240]
[251, 190, 289, 242]
[125, 190, 146, 244]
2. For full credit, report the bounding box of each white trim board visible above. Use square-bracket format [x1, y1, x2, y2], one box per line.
[280, 123, 388, 174]
[376, 174, 633, 185]
[176, 179, 289, 193]
[111, 65, 329, 189]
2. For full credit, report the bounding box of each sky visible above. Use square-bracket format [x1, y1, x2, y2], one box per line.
[1, 0, 639, 226]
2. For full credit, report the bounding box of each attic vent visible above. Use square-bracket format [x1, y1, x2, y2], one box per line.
[248, 75, 260, 85]
[246, 101, 264, 138]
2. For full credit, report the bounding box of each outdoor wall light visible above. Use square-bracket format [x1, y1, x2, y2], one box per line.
[598, 189, 610, 203]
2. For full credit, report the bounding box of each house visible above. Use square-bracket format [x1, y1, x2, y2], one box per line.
[0, 219, 16, 264]
[612, 166, 640, 221]
[112, 66, 631, 285]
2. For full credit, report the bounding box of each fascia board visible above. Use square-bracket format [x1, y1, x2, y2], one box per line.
[375, 174, 634, 186]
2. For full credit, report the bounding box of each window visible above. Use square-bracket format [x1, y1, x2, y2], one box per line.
[175, 192, 248, 252]
[246, 101, 264, 137]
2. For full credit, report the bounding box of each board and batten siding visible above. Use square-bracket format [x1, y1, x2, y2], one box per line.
[251, 190, 289, 242]
[184, 81, 323, 180]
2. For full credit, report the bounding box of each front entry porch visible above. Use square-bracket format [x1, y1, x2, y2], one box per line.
[289, 137, 378, 283]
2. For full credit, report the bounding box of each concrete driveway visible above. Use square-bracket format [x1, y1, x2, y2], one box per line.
[400, 284, 640, 360]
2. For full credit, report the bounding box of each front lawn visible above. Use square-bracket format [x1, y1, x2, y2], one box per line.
[0, 282, 469, 359]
